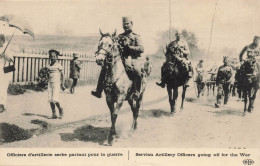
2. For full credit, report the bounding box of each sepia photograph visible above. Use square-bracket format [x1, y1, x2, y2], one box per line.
[0, 0, 259, 165]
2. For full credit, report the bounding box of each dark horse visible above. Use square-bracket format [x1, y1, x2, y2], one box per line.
[237, 59, 259, 116]
[162, 47, 189, 115]
[95, 30, 150, 145]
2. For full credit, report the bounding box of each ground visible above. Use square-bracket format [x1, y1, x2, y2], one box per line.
[0, 81, 260, 148]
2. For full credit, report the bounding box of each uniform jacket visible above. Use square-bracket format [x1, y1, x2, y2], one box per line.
[239, 44, 260, 62]
[216, 65, 233, 84]
[167, 39, 190, 59]
[70, 59, 81, 79]
[118, 31, 144, 59]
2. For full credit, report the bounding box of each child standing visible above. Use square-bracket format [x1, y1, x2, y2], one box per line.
[47, 49, 65, 119]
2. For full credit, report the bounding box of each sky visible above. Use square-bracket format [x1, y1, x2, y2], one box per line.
[0, 0, 259, 55]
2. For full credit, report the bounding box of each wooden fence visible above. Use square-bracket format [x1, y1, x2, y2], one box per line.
[8, 50, 101, 84]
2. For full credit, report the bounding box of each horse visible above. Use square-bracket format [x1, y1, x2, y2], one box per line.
[237, 59, 259, 116]
[162, 47, 189, 115]
[95, 29, 150, 145]
[206, 72, 216, 96]
[195, 71, 206, 98]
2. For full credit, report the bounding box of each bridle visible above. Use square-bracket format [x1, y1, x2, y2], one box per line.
[95, 35, 121, 66]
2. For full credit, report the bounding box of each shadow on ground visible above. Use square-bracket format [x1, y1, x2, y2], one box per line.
[60, 125, 110, 145]
[23, 113, 49, 119]
[139, 109, 171, 118]
[208, 108, 243, 117]
[0, 123, 33, 144]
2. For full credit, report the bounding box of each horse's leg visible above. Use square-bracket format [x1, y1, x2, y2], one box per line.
[248, 86, 257, 112]
[106, 96, 116, 145]
[129, 96, 142, 130]
[180, 85, 187, 110]
[107, 93, 125, 145]
[167, 86, 174, 115]
[197, 83, 201, 98]
[207, 83, 210, 96]
[242, 88, 248, 116]
[172, 87, 178, 114]
[250, 87, 258, 112]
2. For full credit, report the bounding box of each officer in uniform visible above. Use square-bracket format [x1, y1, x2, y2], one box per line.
[215, 56, 233, 108]
[239, 36, 260, 85]
[156, 31, 192, 88]
[91, 16, 144, 98]
[69, 53, 81, 94]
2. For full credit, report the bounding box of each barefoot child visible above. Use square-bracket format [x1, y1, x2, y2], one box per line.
[47, 49, 65, 119]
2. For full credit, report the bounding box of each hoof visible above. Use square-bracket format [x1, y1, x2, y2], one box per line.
[170, 112, 175, 116]
[108, 136, 115, 146]
[180, 107, 183, 111]
[242, 112, 246, 116]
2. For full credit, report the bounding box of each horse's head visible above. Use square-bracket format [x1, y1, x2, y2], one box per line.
[95, 29, 117, 66]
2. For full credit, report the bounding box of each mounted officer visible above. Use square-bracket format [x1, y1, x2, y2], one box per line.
[215, 56, 233, 108]
[91, 16, 144, 98]
[156, 30, 193, 88]
[239, 36, 260, 86]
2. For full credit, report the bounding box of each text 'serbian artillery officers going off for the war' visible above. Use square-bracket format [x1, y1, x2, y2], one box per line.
[156, 31, 193, 88]
[91, 16, 144, 98]
[215, 56, 233, 108]
[47, 49, 65, 119]
[239, 36, 260, 86]
[69, 53, 81, 94]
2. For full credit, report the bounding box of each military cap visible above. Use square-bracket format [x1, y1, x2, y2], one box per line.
[48, 49, 60, 56]
[254, 36, 260, 40]
[0, 34, 5, 43]
[175, 30, 181, 36]
[73, 53, 79, 58]
[223, 56, 229, 61]
[122, 16, 133, 23]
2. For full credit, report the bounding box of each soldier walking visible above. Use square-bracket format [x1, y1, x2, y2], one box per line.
[69, 53, 81, 94]
[215, 56, 233, 108]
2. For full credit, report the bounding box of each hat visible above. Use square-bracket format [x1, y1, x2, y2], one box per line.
[254, 36, 260, 40]
[223, 56, 228, 61]
[175, 30, 181, 36]
[73, 53, 79, 58]
[199, 60, 203, 63]
[48, 49, 60, 56]
[122, 16, 132, 23]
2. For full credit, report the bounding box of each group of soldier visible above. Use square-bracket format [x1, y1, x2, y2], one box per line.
[194, 36, 260, 108]
[91, 16, 260, 110]
[0, 16, 259, 115]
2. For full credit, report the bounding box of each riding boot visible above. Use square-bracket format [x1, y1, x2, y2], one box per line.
[156, 65, 166, 88]
[156, 81, 165, 88]
[0, 104, 5, 113]
[185, 77, 192, 88]
[91, 66, 106, 98]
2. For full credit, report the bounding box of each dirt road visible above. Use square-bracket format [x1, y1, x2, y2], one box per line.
[1, 81, 260, 148]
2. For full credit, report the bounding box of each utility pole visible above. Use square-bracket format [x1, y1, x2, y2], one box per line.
[169, 0, 172, 41]
[207, 0, 218, 60]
